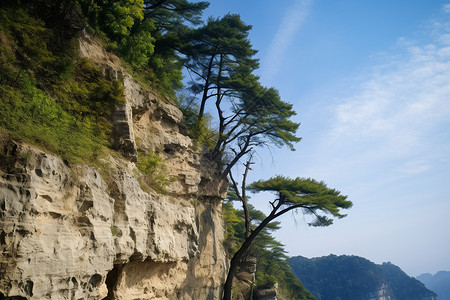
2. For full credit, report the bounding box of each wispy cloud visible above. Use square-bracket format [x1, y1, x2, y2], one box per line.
[326, 11, 450, 177]
[443, 3, 450, 13]
[269, 4, 450, 277]
[262, 0, 313, 82]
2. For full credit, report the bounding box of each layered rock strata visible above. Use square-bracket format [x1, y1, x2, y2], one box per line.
[0, 32, 228, 300]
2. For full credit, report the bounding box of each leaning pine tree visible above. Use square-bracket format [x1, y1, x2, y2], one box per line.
[222, 176, 353, 300]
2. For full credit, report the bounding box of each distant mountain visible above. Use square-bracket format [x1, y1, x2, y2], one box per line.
[417, 271, 450, 300]
[288, 254, 437, 300]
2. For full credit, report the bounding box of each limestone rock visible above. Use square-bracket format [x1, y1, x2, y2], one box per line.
[0, 32, 228, 299]
[255, 285, 278, 300]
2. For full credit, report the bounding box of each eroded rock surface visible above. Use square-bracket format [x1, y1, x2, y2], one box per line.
[0, 32, 228, 300]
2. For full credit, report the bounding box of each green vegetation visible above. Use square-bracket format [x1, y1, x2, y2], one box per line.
[223, 173, 352, 300]
[136, 151, 175, 193]
[1, 0, 298, 170]
[110, 225, 123, 237]
[177, 94, 216, 150]
[0, 5, 124, 163]
[0, 1, 334, 299]
[222, 201, 315, 300]
[78, 0, 206, 98]
[289, 255, 437, 300]
[178, 13, 300, 174]
[119, 19, 156, 68]
[78, 0, 156, 68]
[80, 0, 145, 40]
[222, 200, 243, 253]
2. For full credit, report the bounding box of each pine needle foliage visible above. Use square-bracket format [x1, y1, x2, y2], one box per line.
[248, 176, 352, 226]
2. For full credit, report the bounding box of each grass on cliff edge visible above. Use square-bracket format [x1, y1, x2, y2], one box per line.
[136, 151, 176, 194]
[0, 6, 125, 164]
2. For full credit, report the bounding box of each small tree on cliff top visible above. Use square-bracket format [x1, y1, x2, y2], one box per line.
[222, 175, 353, 300]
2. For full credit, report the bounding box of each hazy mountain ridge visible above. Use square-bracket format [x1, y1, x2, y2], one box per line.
[289, 254, 437, 300]
[417, 271, 450, 300]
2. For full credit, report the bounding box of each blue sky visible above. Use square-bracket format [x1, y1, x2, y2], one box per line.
[203, 1, 450, 276]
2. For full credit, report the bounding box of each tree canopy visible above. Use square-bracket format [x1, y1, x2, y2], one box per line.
[77, 0, 208, 94]
[79, 0, 145, 40]
[249, 176, 352, 226]
[144, 0, 209, 30]
[181, 13, 258, 118]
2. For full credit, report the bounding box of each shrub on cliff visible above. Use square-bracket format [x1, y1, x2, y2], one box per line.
[0, 5, 124, 163]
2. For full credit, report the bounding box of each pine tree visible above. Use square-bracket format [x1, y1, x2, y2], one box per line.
[223, 176, 352, 300]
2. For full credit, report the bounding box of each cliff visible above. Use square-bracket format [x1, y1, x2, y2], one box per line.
[0, 31, 229, 299]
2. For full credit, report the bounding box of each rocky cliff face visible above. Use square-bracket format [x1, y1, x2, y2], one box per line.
[367, 284, 392, 300]
[0, 32, 228, 300]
